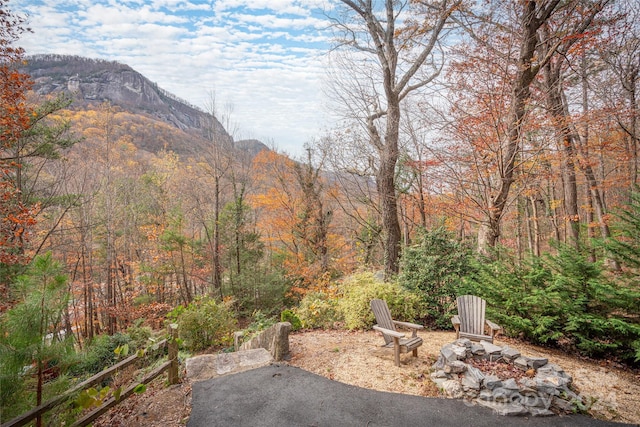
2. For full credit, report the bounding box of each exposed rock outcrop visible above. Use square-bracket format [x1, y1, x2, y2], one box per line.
[23, 54, 228, 140]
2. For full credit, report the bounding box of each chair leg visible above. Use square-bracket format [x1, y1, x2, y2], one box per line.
[393, 337, 400, 367]
[412, 348, 418, 357]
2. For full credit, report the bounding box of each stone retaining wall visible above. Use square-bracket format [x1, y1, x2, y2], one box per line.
[235, 322, 291, 361]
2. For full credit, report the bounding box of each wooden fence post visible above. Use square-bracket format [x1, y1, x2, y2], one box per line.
[168, 323, 179, 385]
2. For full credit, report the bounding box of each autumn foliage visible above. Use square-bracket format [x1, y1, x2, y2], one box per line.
[0, 1, 35, 267]
[0, 0, 635, 372]
[249, 150, 355, 299]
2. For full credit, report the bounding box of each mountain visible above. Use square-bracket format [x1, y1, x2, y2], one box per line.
[234, 139, 271, 158]
[21, 54, 269, 157]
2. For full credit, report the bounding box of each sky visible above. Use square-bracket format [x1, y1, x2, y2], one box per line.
[13, 0, 338, 158]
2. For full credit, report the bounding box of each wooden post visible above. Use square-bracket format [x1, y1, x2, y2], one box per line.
[168, 323, 179, 385]
[393, 337, 400, 367]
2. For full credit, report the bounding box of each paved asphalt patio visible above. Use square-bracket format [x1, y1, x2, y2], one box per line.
[187, 364, 634, 427]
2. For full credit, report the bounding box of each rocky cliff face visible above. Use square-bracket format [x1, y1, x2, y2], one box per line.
[23, 54, 225, 136]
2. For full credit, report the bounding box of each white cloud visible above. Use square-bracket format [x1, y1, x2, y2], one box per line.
[77, 3, 188, 26]
[13, 0, 336, 156]
[230, 12, 324, 31]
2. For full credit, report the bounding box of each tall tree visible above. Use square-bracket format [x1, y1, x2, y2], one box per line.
[0, 0, 33, 270]
[292, 148, 332, 275]
[0, 253, 71, 426]
[328, 0, 461, 276]
[249, 149, 351, 298]
[449, 0, 610, 256]
[538, 1, 611, 250]
[198, 92, 234, 296]
[316, 129, 384, 268]
[0, 1, 76, 303]
[596, 1, 640, 187]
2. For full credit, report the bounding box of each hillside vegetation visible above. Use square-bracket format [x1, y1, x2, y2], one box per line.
[1, 2, 639, 425]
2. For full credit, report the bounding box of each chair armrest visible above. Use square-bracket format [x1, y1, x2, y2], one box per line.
[485, 319, 501, 332]
[392, 320, 424, 331]
[451, 315, 460, 339]
[373, 325, 405, 338]
[451, 315, 460, 327]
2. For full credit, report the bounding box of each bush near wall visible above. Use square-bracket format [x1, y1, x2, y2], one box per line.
[294, 272, 423, 331]
[174, 298, 237, 351]
[337, 272, 422, 330]
[295, 292, 342, 329]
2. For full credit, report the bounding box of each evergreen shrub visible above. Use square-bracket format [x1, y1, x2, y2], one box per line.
[176, 298, 237, 351]
[399, 227, 474, 328]
[69, 333, 132, 376]
[281, 309, 302, 331]
[126, 321, 153, 349]
[605, 187, 640, 270]
[464, 245, 640, 364]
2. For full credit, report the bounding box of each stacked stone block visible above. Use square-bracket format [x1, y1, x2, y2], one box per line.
[431, 339, 584, 417]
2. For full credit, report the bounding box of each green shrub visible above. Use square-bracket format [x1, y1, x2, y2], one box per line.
[337, 272, 423, 330]
[166, 304, 186, 323]
[176, 298, 237, 351]
[69, 333, 132, 376]
[296, 292, 341, 329]
[126, 321, 153, 349]
[399, 227, 474, 328]
[605, 186, 640, 270]
[281, 309, 302, 331]
[132, 293, 154, 306]
[463, 245, 640, 364]
[245, 310, 277, 336]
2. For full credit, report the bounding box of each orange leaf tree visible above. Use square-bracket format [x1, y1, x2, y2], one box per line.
[0, 0, 33, 270]
[250, 150, 353, 300]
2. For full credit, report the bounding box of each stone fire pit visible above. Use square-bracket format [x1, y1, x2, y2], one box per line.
[431, 338, 585, 416]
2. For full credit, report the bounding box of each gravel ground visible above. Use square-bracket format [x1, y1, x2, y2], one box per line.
[91, 328, 640, 426]
[288, 329, 640, 425]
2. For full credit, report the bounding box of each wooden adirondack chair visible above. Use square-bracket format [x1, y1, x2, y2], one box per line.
[370, 299, 424, 367]
[451, 295, 501, 343]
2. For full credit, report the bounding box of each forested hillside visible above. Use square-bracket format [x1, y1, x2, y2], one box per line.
[1, 1, 639, 424]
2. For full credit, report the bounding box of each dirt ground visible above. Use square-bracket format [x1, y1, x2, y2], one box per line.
[93, 329, 640, 426]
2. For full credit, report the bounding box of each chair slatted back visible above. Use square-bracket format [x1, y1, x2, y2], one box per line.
[456, 295, 486, 336]
[370, 299, 395, 346]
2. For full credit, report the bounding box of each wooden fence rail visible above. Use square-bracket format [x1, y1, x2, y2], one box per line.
[71, 360, 172, 427]
[2, 325, 179, 427]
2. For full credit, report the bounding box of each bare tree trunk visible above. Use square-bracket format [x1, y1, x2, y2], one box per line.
[549, 179, 562, 244]
[418, 179, 427, 229]
[516, 196, 525, 261]
[573, 52, 620, 269]
[476, 0, 608, 255]
[377, 102, 402, 275]
[630, 79, 639, 185]
[212, 176, 222, 293]
[529, 196, 541, 257]
[107, 244, 115, 334]
[543, 61, 580, 249]
[585, 186, 596, 263]
[179, 246, 192, 304]
[478, 1, 547, 255]
[333, 0, 460, 275]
